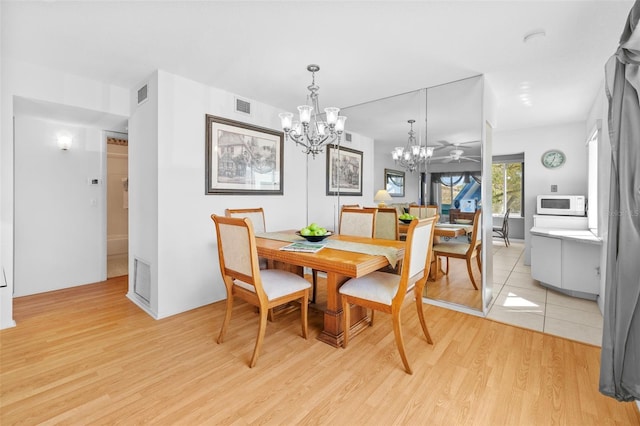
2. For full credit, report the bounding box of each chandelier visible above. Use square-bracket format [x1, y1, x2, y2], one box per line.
[279, 64, 346, 158]
[391, 119, 433, 172]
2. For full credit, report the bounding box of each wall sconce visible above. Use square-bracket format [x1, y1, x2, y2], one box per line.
[57, 135, 72, 150]
[374, 189, 392, 208]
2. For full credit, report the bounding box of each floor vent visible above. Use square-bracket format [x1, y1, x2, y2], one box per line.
[235, 97, 251, 115]
[137, 84, 148, 105]
[134, 258, 151, 303]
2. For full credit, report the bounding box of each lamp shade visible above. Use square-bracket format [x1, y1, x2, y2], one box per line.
[374, 189, 392, 207]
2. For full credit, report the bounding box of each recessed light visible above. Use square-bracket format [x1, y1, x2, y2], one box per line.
[523, 29, 546, 43]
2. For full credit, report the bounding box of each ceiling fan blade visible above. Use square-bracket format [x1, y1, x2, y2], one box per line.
[460, 156, 480, 162]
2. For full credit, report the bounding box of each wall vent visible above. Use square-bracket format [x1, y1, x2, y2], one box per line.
[134, 258, 151, 304]
[1, 267, 7, 289]
[137, 84, 148, 105]
[345, 132, 352, 143]
[235, 97, 252, 115]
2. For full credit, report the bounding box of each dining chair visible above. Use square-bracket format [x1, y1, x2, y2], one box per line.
[339, 207, 378, 237]
[409, 205, 438, 219]
[339, 216, 437, 374]
[493, 208, 510, 247]
[341, 204, 361, 210]
[225, 208, 270, 270]
[433, 209, 482, 290]
[311, 207, 377, 303]
[372, 207, 399, 240]
[211, 214, 311, 368]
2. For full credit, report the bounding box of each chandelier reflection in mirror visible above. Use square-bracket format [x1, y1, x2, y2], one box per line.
[391, 119, 433, 172]
[279, 64, 347, 158]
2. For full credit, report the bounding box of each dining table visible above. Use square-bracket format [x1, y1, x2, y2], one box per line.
[255, 231, 405, 348]
[398, 221, 473, 240]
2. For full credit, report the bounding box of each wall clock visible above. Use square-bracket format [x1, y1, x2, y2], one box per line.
[541, 149, 566, 169]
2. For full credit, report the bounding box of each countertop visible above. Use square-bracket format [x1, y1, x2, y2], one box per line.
[530, 227, 602, 245]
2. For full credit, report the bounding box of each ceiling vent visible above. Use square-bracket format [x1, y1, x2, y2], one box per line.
[235, 97, 252, 115]
[345, 132, 352, 143]
[137, 84, 148, 105]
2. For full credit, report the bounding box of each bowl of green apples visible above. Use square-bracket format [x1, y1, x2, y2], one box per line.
[296, 223, 332, 242]
[399, 213, 416, 224]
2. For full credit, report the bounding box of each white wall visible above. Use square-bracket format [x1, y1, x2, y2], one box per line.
[14, 117, 106, 295]
[128, 70, 375, 319]
[127, 72, 160, 315]
[493, 122, 589, 264]
[1, 58, 129, 328]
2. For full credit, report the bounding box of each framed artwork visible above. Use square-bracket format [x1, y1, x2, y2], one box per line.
[326, 144, 363, 196]
[384, 168, 405, 197]
[205, 114, 283, 195]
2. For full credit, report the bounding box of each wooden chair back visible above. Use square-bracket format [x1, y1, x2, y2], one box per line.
[409, 205, 438, 219]
[212, 215, 265, 301]
[396, 216, 438, 301]
[339, 207, 378, 238]
[224, 208, 266, 233]
[373, 207, 399, 240]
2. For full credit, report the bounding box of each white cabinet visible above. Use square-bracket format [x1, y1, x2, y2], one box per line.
[530, 233, 600, 300]
[561, 240, 600, 295]
[531, 235, 562, 286]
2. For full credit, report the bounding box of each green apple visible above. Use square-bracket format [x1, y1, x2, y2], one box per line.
[313, 229, 325, 236]
[308, 222, 319, 232]
[300, 227, 312, 236]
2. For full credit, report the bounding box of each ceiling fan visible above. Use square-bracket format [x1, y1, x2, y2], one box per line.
[427, 139, 480, 153]
[430, 145, 481, 163]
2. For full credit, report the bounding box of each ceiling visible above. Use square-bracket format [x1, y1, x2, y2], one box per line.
[1, 1, 633, 150]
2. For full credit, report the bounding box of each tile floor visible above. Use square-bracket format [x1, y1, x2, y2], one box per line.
[487, 239, 604, 346]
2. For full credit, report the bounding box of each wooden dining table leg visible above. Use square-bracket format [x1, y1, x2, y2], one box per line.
[317, 271, 369, 347]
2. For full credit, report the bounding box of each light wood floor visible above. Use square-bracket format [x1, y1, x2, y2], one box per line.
[2, 276, 638, 425]
[425, 254, 483, 310]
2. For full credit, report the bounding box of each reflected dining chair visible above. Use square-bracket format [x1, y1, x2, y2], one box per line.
[409, 205, 439, 219]
[433, 209, 482, 290]
[311, 207, 377, 303]
[339, 216, 437, 374]
[211, 214, 311, 368]
[493, 208, 510, 247]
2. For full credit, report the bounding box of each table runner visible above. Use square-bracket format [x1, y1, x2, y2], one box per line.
[256, 232, 400, 268]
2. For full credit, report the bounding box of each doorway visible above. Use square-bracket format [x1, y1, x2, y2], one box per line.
[106, 134, 129, 278]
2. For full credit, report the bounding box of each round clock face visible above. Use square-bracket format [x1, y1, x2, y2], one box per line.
[541, 150, 566, 168]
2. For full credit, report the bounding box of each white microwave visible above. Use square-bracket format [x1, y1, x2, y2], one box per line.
[536, 195, 586, 216]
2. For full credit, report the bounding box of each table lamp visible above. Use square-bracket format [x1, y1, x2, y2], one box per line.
[374, 189, 392, 208]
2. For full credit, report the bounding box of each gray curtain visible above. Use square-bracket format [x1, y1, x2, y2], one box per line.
[599, 0, 640, 402]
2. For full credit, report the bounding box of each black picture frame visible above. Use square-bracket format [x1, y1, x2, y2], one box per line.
[384, 168, 405, 197]
[326, 144, 363, 196]
[205, 114, 284, 195]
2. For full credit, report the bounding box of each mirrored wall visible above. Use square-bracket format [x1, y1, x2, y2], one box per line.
[340, 75, 486, 312]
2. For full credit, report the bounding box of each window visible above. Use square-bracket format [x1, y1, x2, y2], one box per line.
[587, 125, 599, 233]
[440, 175, 466, 207]
[492, 154, 524, 216]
